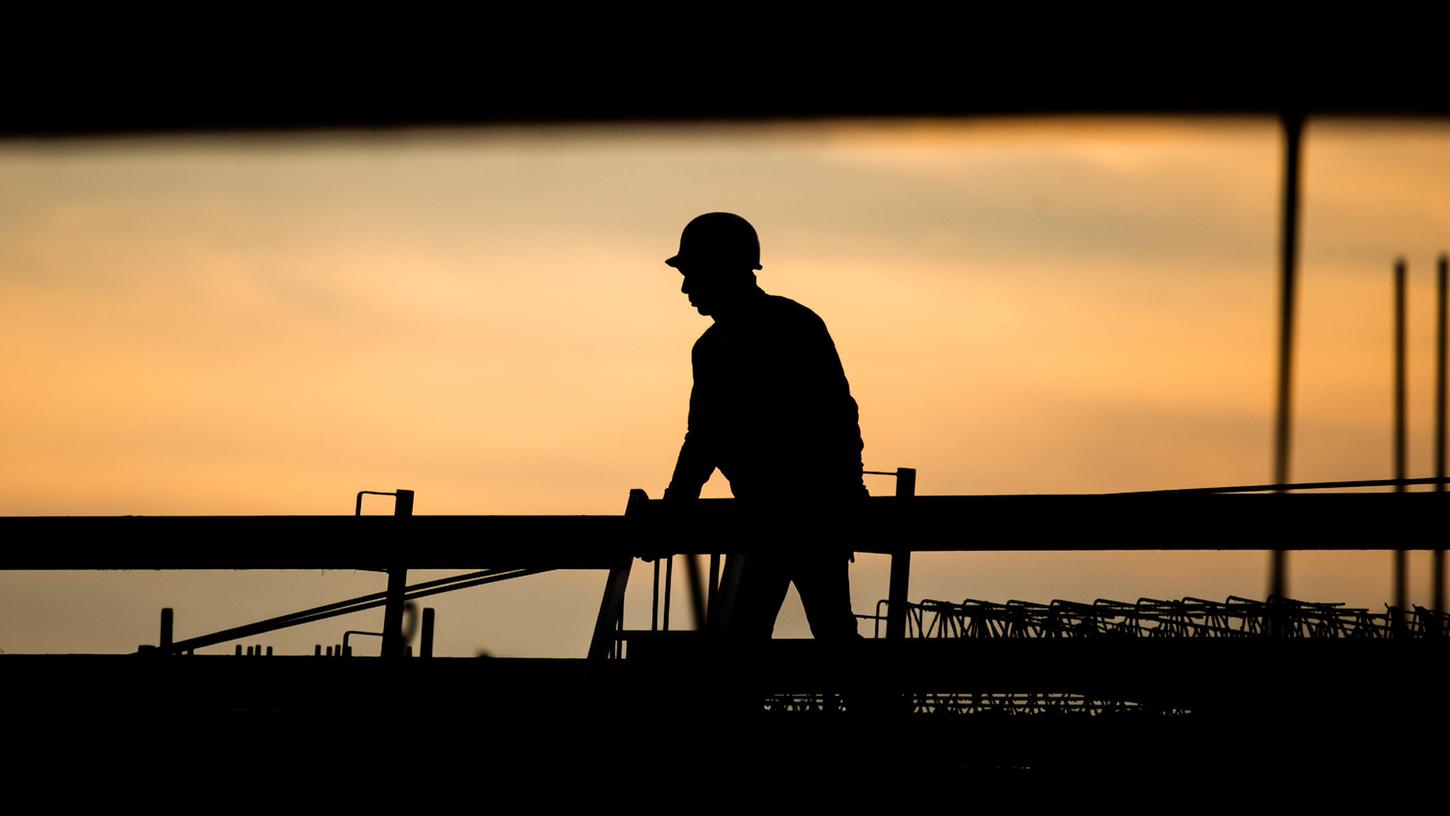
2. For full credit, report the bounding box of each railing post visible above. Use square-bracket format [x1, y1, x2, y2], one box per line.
[707, 552, 720, 616]
[159, 607, 173, 654]
[381, 489, 414, 660]
[887, 467, 917, 640]
[651, 558, 660, 631]
[590, 490, 643, 662]
[420, 607, 435, 659]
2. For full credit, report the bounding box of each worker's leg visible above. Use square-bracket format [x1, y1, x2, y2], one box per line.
[724, 552, 792, 641]
[792, 551, 861, 642]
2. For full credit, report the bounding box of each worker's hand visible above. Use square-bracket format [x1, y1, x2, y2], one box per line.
[661, 485, 701, 509]
[638, 486, 692, 562]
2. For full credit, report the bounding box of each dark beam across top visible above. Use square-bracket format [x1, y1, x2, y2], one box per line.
[7, 30, 1448, 138]
[1, 492, 1443, 570]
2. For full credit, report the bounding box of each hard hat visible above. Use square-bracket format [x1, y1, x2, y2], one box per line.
[665, 212, 764, 271]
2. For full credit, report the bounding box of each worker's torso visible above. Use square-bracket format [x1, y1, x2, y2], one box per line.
[694, 293, 866, 502]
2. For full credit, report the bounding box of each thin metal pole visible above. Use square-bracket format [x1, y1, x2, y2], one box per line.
[651, 558, 660, 631]
[420, 607, 435, 659]
[159, 607, 173, 653]
[588, 558, 632, 662]
[1119, 475, 1450, 495]
[684, 553, 706, 630]
[663, 556, 673, 631]
[1437, 253, 1448, 618]
[886, 467, 918, 640]
[165, 567, 538, 655]
[1395, 258, 1408, 611]
[707, 553, 720, 614]
[1270, 110, 1304, 600]
[381, 488, 414, 660]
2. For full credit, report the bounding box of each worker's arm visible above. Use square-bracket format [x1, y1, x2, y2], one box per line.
[664, 338, 718, 502]
[664, 430, 714, 502]
[794, 310, 868, 488]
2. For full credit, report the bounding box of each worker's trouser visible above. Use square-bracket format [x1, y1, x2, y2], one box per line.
[709, 491, 865, 641]
[721, 549, 861, 641]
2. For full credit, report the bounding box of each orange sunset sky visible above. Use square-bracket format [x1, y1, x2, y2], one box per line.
[2, 117, 1448, 657]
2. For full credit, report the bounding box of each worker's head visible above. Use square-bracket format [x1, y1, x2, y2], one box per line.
[666, 213, 762, 317]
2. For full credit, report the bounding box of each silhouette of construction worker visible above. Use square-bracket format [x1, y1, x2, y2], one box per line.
[663, 212, 866, 642]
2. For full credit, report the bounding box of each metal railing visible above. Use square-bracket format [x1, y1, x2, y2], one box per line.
[1, 474, 1448, 660]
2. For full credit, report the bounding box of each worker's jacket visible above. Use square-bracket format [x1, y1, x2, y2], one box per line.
[666, 286, 867, 508]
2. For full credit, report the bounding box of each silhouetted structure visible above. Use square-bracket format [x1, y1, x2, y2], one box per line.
[8, 76, 1450, 787]
[5, 484, 1450, 785]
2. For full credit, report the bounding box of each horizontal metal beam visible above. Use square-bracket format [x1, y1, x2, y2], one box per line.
[0, 514, 632, 569]
[2, 492, 1446, 570]
[5, 35, 1448, 138]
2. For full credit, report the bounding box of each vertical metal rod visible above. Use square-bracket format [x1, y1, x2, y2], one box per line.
[707, 553, 745, 636]
[886, 467, 918, 640]
[1394, 259, 1408, 611]
[663, 556, 673, 631]
[160, 607, 173, 653]
[707, 553, 720, 613]
[381, 489, 414, 660]
[420, 607, 435, 659]
[1270, 110, 1304, 600]
[594, 487, 646, 661]
[588, 560, 632, 662]
[651, 558, 660, 631]
[1437, 253, 1448, 618]
[684, 553, 706, 630]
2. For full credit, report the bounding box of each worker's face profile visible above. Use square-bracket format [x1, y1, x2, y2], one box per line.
[677, 264, 727, 317]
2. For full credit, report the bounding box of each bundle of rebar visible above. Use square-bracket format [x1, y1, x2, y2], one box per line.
[868, 595, 1448, 640]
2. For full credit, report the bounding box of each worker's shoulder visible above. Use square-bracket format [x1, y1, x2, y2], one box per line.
[763, 293, 828, 326]
[765, 294, 835, 344]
